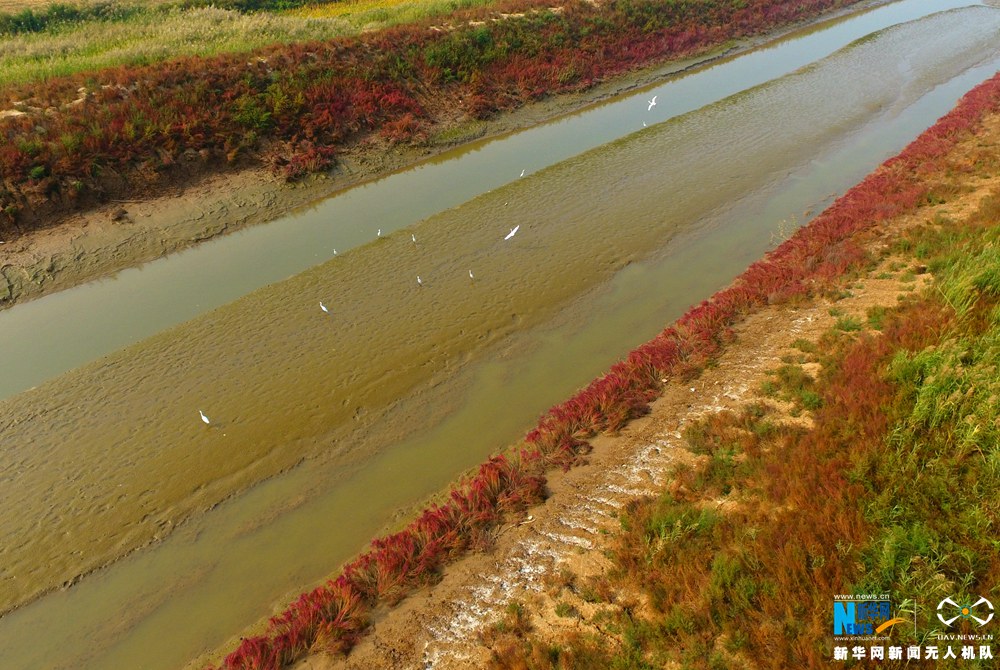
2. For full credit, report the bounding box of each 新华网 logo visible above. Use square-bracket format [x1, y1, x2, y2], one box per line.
[834, 598, 905, 636]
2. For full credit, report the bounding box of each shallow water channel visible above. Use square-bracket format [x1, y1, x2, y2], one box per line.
[1, 2, 999, 668]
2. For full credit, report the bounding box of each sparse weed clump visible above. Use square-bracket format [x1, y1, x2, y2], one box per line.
[866, 304, 888, 330]
[760, 362, 822, 413]
[834, 314, 863, 331]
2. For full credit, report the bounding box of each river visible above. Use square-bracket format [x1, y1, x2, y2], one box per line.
[0, 2, 998, 668]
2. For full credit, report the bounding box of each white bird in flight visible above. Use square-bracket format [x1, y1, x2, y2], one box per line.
[199, 410, 210, 425]
[648, 95, 657, 111]
[320, 301, 330, 314]
[504, 225, 520, 241]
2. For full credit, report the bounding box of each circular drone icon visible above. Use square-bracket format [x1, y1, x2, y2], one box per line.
[937, 596, 994, 627]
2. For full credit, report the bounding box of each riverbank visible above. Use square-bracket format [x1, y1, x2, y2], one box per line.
[0, 0, 880, 309]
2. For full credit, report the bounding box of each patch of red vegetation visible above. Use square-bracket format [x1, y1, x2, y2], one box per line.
[218, 456, 544, 669]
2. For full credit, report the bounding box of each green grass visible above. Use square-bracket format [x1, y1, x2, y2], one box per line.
[833, 314, 863, 331]
[0, 6, 333, 87]
[866, 305, 888, 330]
[760, 362, 823, 413]
[554, 601, 580, 618]
[292, 0, 490, 25]
[790, 337, 818, 354]
[0, 0, 498, 87]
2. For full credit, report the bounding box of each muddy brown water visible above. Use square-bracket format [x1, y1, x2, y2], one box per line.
[1, 3, 999, 669]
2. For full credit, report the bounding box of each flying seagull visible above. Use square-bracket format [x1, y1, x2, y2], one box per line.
[320, 301, 330, 314]
[199, 410, 210, 425]
[504, 225, 520, 241]
[647, 95, 657, 111]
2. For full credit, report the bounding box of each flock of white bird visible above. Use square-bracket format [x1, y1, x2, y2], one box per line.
[200, 94, 662, 426]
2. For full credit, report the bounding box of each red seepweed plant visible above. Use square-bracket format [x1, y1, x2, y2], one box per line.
[215, 453, 545, 668]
